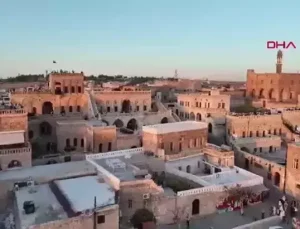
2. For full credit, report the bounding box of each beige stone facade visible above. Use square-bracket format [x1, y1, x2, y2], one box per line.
[0, 109, 32, 171]
[246, 51, 300, 104]
[93, 89, 152, 114]
[56, 121, 117, 153]
[142, 122, 207, 157]
[177, 92, 230, 121]
[49, 72, 84, 94]
[286, 143, 300, 198]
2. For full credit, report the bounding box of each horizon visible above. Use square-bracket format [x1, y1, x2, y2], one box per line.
[1, 0, 299, 80]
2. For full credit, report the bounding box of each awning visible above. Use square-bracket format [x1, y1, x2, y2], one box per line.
[251, 184, 269, 194]
[0, 131, 25, 145]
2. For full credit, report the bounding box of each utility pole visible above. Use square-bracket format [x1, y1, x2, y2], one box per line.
[93, 196, 97, 229]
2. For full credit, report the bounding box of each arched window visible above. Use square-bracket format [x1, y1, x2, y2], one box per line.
[73, 138, 77, 147]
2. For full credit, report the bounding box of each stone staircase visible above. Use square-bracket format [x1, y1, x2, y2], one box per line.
[87, 91, 101, 120]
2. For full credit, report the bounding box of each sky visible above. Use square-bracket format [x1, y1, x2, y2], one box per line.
[0, 0, 299, 80]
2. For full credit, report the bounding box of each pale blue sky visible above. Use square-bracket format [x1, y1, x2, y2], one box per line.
[0, 0, 299, 80]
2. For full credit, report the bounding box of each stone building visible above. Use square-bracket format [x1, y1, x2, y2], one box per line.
[286, 142, 300, 198]
[246, 50, 300, 107]
[13, 175, 119, 229]
[56, 120, 117, 153]
[0, 107, 32, 171]
[142, 121, 207, 158]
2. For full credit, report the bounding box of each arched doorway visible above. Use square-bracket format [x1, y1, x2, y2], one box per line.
[196, 113, 201, 121]
[113, 119, 124, 128]
[186, 165, 191, 173]
[251, 89, 256, 98]
[259, 89, 264, 98]
[175, 109, 179, 115]
[269, 146, 273, 152]
[190, 112, 195, 120]
[32, 107, 37, 115]
[40, 122, 52, 135]
[274, 172, 280, 187]
[208, 123, 213, 133]
[192, 199, 200, 215]
[121, 100, 131, 113]
[127, 119, 138, 131]
[8, 160, 22, 168]
[161, 117, 168, 123]
[269, 89, 274, 99]
[42, 101, 54, 114]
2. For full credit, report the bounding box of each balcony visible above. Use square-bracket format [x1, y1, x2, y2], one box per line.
[0, 143, 31, 155]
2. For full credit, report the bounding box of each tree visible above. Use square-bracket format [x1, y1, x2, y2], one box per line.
[130, 208, 156, 229]
[223, 184, 254, 203]
[169, 204, 189, 229]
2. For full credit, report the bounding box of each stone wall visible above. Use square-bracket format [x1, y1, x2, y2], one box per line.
[286, 143, 300, 198]
[233, 144, 285, 190]
[28, 205, 119, 229]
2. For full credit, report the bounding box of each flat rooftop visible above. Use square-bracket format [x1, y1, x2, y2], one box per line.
[92, 152, 164, 182]
[15, 184, 67, 229]
[142, 121, 207, 135]
[0, 161, 96, 182]
[55, 176, 115, 213]
[200, 169, 252, 185]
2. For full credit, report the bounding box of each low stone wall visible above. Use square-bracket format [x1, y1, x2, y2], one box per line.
[232, 216, 282, 229]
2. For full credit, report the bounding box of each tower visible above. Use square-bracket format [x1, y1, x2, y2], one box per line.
[174, 69, 178, 79]
[276, 50, 283, 73]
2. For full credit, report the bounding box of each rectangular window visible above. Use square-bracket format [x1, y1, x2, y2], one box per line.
[136, 106, 139, 111]
[107, 107, 111, 112]
[97, 215, 105, 224]
[128, 199, 133, 208]
[81, 139, 84, 147]
[293, 159, 299, 169]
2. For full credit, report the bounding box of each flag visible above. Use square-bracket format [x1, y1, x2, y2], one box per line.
[53, 60, 57, 64]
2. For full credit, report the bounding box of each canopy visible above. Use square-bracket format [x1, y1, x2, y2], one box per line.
[0, 131, 25, 145]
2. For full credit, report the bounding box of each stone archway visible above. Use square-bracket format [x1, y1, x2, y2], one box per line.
[8, 160, 22, 169]
[42, 101, 54, 114]
[122, 100, 131, 113]
[113, 119, 124, 128]
[208, 123, 213, 133]
[274, 172, 280, 187]
[268, 88, 274, 99]
[190, 112, 195, 120]
[192, 199, 200, 215]
[259, 89, 264, 98]
[279, 89, 288, 101]
[127, 118, 138, 131]
[161, 117, 168, 123]
[196, 113, 201, 121]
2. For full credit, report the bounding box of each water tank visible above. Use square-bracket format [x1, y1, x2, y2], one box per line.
[23, 201, 35, 214]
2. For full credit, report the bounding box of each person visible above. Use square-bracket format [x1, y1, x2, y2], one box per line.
[261, 210, 265, 219]
[240, 203, 244, 216]
[186, 214, 190, 229]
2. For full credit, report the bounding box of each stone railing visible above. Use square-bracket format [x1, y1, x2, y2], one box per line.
[0, 109, 27, 115]
[232, 135, 281, 144]
[227, 112, 282, 119]
[0, 144, 31, 155]
[233, 144, 285, 170]
[165, 149, 203, 161]
[85, 147, 143, 160]
[86, 158, 121, 190]
[12, 90, 52, 94]
[94, 90, 151, 94]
